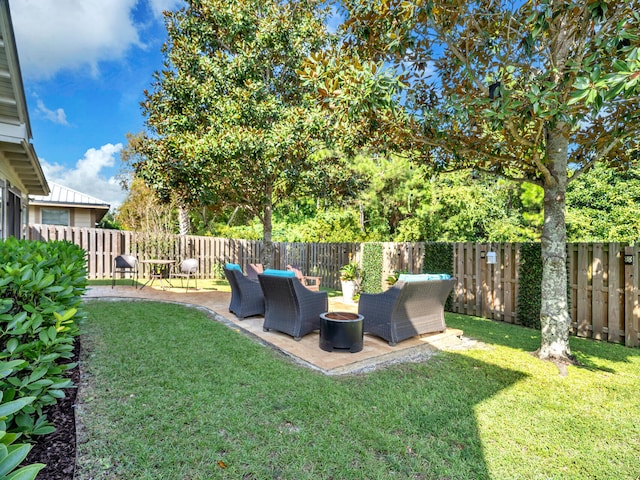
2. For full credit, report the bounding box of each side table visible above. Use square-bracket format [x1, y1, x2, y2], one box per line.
[319, 312, 364, 353]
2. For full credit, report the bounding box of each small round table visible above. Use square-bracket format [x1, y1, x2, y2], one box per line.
[319, 312, 364, 353]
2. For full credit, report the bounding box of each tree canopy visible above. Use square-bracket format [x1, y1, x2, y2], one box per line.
[134, 0, 363, 262]
[300, 0, 640, 363]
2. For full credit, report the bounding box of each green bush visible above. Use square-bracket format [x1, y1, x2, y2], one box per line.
[423, 242, 454, 310]
[361, 243, 383, 293]
[517, 242, 542, 328]
[0, 238, 87, 436]
[423, 242, 454, 276]
[0, 361, 45, 479]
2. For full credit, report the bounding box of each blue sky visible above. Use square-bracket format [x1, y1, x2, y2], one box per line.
[11, 0, 185, 208]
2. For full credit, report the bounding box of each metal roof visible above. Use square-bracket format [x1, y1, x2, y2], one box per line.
[30, 182, 110, 210]
[0, 0, 48, 195]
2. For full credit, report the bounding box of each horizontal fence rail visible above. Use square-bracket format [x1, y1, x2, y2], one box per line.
[28, 225, 640, 347]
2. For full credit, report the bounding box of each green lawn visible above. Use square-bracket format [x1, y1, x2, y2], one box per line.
[75, 301, 640, 480]
[88, 278, 232, 292]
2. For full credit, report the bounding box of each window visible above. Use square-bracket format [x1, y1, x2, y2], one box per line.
[41, 208, 70, 226]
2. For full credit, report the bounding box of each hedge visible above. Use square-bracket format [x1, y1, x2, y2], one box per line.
[0, 238, 87, 437]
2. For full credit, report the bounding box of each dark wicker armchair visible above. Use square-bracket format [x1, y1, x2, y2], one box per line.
[224, 267, 265, 319]
[358, 278, 456, 346]
[258, 273, 328, 340]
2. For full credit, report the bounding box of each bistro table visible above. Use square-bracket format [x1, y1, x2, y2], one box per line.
[139, 259, 175, 290]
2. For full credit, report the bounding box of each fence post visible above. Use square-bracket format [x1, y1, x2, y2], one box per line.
[624, 246, 639, 347]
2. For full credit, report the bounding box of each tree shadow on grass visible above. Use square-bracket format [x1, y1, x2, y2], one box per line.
[341, 352, 528, 479]
[445, 312, 640, 374]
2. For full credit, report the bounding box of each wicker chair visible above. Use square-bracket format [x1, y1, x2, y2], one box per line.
[358, 278, 456, 346]
[224, 267, 265, 319]
[258, 273, 328, 340]
[246, 263, 264, 281]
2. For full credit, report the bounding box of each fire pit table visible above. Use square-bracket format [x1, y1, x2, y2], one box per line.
[319, 312, 364, 353]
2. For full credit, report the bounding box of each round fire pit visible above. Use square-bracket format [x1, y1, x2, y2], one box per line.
[319, 312, 364, 353]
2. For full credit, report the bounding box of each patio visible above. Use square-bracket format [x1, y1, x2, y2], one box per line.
[84, 285, 464, 375]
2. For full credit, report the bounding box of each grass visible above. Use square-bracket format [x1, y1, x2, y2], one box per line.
[76, 301, 640, 479]
[88, 277, 232, 292]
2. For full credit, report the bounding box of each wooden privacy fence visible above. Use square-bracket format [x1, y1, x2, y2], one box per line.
[28, 225, 640, 347]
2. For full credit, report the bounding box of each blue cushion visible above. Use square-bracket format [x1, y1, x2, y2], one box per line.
[262, 269, 296, 278]
[225, 262, 242, 272]
[398, 273, 451, 282]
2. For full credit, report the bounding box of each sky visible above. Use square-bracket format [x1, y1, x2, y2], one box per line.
[10, 0, 186, 209]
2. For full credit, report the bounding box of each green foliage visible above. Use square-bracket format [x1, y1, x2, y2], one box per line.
[96, 211, 122, 230]
[423, 242, 454, 310]
[567, 165, 640, 242]
[0, 388, 44, 480]
[137, 0, 360, 256]
[384, 269, 407, 287]
[361, 243, 383, 293]
[273, 207, 365, 243]
[0, 238, 86, 436]
[339, 261, 360, 281]
[423, 243, 454, 276]
[517, 243, 542, 329]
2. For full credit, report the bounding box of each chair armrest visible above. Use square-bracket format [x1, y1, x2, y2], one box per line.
[298, 286, 328, 314]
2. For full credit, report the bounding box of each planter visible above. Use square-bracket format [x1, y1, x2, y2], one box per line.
[340, 279, 357, 303]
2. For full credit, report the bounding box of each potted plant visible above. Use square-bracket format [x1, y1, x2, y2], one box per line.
[339, 261, 360, 303]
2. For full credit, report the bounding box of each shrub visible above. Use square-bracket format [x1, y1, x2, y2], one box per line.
[361, 243, 383, 293]
[0, 238, 87, 436]
[0, 361, 45, 479]
[517, 242, 542, 328]
[423, 242, 454, 310]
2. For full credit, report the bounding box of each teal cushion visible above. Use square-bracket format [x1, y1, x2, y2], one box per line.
[263, 269, 296, 278]
[225, 262, 242, 272]
[398, 273, 451, 282]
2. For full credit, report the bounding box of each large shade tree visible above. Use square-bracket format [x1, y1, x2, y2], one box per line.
[303, 0, 640, 363]
[137, 0, 356, 263]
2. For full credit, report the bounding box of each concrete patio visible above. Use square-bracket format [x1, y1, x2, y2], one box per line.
[84, 284, 464, 375]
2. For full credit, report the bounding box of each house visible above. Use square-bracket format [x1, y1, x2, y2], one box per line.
[29, 182, 110, 227]
[0, 0, 48, 239]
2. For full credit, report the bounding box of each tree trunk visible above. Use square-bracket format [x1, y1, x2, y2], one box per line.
[537, 130, 573, 363]
[262, 192, 274, 269]
[178, 204, 191, 235]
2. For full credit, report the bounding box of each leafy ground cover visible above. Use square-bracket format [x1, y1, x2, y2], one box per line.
[74, 301, 640, 479]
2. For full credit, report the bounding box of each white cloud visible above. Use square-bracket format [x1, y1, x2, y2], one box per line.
[35, 99, 69, 126]
[148, 0, 184, 19]
[39, 143, 128, 208]
[10, 0, 142, 80]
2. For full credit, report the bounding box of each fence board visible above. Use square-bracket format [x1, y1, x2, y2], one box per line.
[592, 243, 605, 340]
[625, 246, 639, 347]
[577, 243, 590, 337]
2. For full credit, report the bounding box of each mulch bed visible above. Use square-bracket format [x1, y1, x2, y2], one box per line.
[23, 340, 79, 480]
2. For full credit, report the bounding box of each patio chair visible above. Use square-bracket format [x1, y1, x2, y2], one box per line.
[112, 254, 138, 288]
[286, 264, 321, 291]
[170, 258, 199, 292]
[258, 270, 328, 340]
[223, 265, 265, 319]
[246, 263, 264, 281]
[358, 276, 456, 345]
